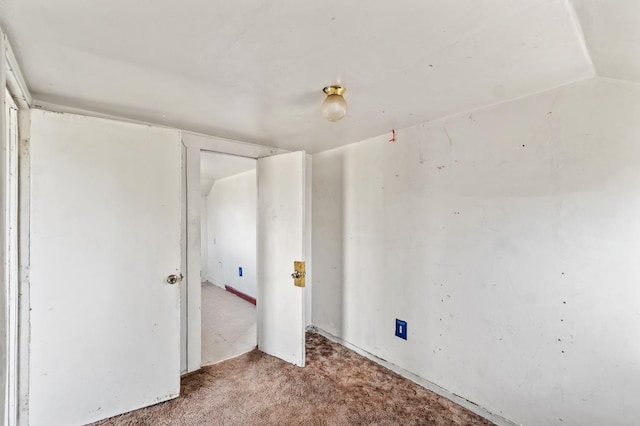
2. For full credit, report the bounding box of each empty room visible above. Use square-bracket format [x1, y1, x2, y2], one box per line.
[1, 1, 639, 425]
[200, 151, 258, 366]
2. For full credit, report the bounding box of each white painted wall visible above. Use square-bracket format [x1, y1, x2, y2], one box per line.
[206, 169, 257, 298]
[200, 195, 208, 281]
[312, 77, 640, 426]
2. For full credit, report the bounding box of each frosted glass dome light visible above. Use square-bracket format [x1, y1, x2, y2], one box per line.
[322, 85, 347, 122]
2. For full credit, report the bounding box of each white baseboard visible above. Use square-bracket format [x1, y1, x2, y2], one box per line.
[307, 326, 519, 426]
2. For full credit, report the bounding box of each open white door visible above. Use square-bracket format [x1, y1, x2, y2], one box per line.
[257, 151, 307, 367]
[29, 111, 182, 426]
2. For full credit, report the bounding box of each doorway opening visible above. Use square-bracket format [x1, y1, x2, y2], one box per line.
[199, 151, 258, 366]
[183, 139, 309, 373]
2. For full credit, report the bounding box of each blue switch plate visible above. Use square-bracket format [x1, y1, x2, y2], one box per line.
[238, 267, 243, 277]
[395, 319, 407, 340]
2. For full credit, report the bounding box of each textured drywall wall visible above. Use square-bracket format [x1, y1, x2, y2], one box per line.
[312, 77, 640, 426]
[205, 170, 257, 298]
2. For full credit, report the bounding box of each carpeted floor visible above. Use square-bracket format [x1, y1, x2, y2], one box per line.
[201, 282, 256, 366]
[93, 333, 494, 426]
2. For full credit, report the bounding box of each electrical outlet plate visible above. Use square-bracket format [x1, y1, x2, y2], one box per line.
[395, 319, 407, 340]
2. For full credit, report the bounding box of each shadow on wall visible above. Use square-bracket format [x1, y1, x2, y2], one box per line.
[312, 151, 344, 336]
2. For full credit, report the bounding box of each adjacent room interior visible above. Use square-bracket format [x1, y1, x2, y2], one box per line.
[2, 1, 640, 425]
[199, 151, 257, 366]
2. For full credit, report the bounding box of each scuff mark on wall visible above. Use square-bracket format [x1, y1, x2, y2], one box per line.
[443, 124, 453, 146]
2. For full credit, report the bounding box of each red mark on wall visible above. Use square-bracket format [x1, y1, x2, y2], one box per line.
[389, 129, 396, 143]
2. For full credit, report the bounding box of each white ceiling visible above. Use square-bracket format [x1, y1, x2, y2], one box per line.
[200, 151, 255, 196]
[0, 1, 632, 154]
[572, 0, 640, 83]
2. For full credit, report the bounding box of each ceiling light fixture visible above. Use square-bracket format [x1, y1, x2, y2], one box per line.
[322, 85, 347, 122]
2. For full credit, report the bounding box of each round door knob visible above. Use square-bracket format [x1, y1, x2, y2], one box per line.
[166, 274, 182, 285]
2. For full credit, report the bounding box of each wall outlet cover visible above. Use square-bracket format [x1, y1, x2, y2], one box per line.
[395, 319, 407, 340]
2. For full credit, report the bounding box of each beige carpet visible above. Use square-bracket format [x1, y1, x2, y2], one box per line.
[94, 333, 494, 426]
[201, 282, 256, 366]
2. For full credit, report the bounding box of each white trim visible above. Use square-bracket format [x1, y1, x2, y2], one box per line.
[1, 34, 9, 425]
[184, 145, 202, 373]
[0, 27, 31, 426]
[304, 154, 312, 328]
[16, 109, 29, 426]
[180, 142, 188, 374]
[3, 36, 31, 109]
[4, 89, 19, 426]
[181, 131, 285, 159]
[309, 326, 520, 426]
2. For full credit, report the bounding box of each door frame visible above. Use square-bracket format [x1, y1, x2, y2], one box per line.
[3, 86, 19, 426]
[181, 131, 286, 373]
[1, 29, 31, 426]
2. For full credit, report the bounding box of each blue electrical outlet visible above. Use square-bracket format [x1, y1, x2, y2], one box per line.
[238, 267, 243, 277]
[395, 319, 407, 340]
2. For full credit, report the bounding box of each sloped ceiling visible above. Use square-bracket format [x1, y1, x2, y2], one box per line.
[200, 152, 255, 196]
[0, 0, 628, 154]
[571, 0, 640, 83]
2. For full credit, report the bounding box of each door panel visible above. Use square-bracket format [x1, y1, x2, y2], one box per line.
[29, 111, 182, 425]
[257, 151, 306, 367]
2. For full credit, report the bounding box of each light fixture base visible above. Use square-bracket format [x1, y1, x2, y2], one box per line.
[323, 85, 346, 96]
